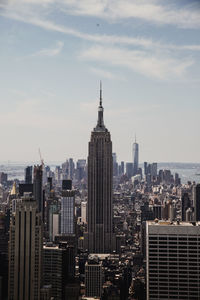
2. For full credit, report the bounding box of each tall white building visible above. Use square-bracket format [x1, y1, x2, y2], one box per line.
[61, 190, 75, 235]
[81, 201, 87, 224]
[132, 137, 139, 175]
[146, 220, 200, 300]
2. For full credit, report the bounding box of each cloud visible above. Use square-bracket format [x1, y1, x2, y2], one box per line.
[15, 41, 64, 61]
[40, 0, 200, 29]
[80, 45, 194, 80]
[1, 0, 200, 29]
[1, 3, 200, 53]
[31, 41, 64, 57]
[0, 0, 199, 81]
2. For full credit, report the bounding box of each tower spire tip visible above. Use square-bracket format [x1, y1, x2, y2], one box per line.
[100, 80, 102, 106]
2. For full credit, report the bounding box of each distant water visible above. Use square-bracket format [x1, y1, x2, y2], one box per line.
[0, 162, 59, 181]
[0, 162, 200, 184]
[157, 163, 200, 184]
[167, 168, 200, 184]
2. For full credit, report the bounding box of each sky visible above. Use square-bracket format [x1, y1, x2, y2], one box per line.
[0, 0, 200, 164]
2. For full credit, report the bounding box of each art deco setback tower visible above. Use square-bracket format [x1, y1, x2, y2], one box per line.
[85, 84, 113, 253]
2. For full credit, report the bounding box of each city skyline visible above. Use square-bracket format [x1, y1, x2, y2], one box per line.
[0, 1, 200, 163]
[1, 77, 200, 299]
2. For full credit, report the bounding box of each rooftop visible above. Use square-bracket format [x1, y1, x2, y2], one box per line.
[147, 220, 200, 226]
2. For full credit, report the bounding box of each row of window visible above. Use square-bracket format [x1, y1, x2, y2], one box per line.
[149, 237, 199, 240]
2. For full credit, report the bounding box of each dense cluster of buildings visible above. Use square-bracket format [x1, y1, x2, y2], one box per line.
[0, 88, 200, 300]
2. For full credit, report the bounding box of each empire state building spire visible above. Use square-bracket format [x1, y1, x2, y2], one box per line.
[100, 80, 102, 106]
[96, 81, 105, 130]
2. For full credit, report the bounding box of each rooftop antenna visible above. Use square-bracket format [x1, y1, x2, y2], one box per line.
[38, 148, 44, 169]
[100, 80, 102, 106]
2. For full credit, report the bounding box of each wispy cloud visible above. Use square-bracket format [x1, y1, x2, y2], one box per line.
[0, 4, 200, 56]
[60, 0, 200, 29]
[0, 0, 199, 81]
[1, 0, 200, 29]
[31, 41, 64, 57]
[80, 45, 194, 80]
[2, 0, 200, 29]
[1, 3, 200, 53]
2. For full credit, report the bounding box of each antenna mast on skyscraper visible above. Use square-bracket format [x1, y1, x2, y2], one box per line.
[100, 80, 102, 106]
[38, 148, 44, 169]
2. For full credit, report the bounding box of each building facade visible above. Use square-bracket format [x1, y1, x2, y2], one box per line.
[43, 244, 68, 300]
[8, 195, 43, 300]
[146, 220, 200, 300]
[25, 166, 32, 184]
[194, 184, 200, 221]
[33, 165, 43, 216]
[85, 260, 103, 298]
[81, 201, 87, 224]
[61, 190, 75, 235]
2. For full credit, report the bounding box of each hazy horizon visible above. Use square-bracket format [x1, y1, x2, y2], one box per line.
[0, 161, 200, 166]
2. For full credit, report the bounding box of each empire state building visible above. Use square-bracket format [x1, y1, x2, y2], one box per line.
[85, 84, 113, 253]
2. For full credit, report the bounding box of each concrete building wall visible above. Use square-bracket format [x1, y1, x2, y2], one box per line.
[146, 220, 200, 300]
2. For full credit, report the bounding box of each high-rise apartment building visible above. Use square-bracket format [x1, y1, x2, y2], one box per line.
[144, 162, 157, 179]
[43, 244, 68, 300]
[69, 158, 75, 180]
[8, 194, 43, 300]
[61, 181, 75, 235]
[121, 161, 124, 175]
[0, 172, 7, 185]
[151, 163, 157, 178]
[81, 201, 87, 224]
[33, 165, 43, 216]
[46, 197, 59, 242]
[0, 211, 9, 300]
[193, 184, 200, 221]
[85, 259, 103, 298]
[112, 153, 118, 177]
[132, 137, 139, 175]
[181, 192, 191, 221]
[146, 220, 200, 300]
[25, 166, 32, 184]
[55, 166, 61, 185]
[85, 85, 113, 253]
[61, 190, 75, 235]
[126, 162, 134, 179]
[76, 159, 86, 181]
